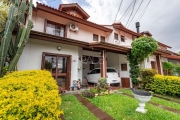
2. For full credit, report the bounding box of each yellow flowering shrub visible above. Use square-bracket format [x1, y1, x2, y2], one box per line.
[151, 75, 180, 96]
[0, 70, 63, 120]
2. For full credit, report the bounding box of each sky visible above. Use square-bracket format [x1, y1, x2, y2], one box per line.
[34, 0, 180, 53]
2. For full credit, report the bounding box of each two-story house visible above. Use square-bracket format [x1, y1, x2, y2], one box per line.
[18, 3, 172, 90]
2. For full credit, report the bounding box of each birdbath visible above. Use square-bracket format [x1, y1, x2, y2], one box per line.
[131, 88, 152, 113]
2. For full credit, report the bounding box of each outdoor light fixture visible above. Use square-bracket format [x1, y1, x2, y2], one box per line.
[57, 46, 61, 51]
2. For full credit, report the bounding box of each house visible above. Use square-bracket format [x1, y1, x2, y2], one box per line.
[18, 2, 172, 90]
[162, 53, 180, 64]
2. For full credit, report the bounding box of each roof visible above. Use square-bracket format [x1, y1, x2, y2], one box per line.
[111, 23, 142, 37]
[35, 2, 112, 32]
[58, 3, 90, 20]
[163, 55, 180, 60]
[158, 42, 171, 48]
[89, 42, 130, 53]
[140, 31, 152, 37]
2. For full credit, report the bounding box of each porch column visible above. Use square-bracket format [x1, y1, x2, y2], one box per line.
[100, 50, 107, 78]
[156, 55, 163, 75]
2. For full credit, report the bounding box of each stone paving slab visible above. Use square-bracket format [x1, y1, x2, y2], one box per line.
[117, 92, 180, 115]
[74, 94, 114, 120]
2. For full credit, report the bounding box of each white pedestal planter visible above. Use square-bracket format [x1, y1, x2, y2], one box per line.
[131, 88, 152, 114]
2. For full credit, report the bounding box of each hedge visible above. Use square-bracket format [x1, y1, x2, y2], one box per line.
[150, 75, 180, 96]
[0, 70, 63, 119]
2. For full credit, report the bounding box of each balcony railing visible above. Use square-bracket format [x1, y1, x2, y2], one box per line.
[46, 27, 64, 37]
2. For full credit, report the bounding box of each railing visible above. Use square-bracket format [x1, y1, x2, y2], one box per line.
[46, 27, 64, 37]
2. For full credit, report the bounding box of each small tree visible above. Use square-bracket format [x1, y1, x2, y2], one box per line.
[162, 62, 175, 75]
[127, 36, 158, 87]
[175, 64, 180, 76]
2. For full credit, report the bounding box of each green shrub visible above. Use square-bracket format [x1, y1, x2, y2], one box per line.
[96, 77, 109, 93]
[90, 88, 98, 94]
[162, 62, 175, 75]
[140, 68, 157, 89]
[0, 70, 63, 119]
[81, 90, 95, 98]
[150, 75, 180, 96]
[175, 64, 180, 76]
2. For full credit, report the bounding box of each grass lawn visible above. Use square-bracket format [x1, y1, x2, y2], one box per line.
[119, 89, 180, 111]
[60, 94, 98, 120]
[87, 93, 180, 120]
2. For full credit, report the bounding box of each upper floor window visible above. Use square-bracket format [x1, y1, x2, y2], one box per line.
[100, 36, 105, 42]
[45, 20, 65, 37]
[93, 34, 98, 41]
[114, 33, 118, 40]
[121, 35, 125, 42]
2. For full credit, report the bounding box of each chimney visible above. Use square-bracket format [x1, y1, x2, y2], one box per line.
[136, 22, 140, 33]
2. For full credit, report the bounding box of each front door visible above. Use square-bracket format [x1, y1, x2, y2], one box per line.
[42, 52, 71, 90]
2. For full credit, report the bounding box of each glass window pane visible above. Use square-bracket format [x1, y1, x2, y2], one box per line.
[46, 23, 55, 35]
[107, 69, 116, 72]
[58, 57, 67, 73]
[45, 56, 56, 73]
[60, 27, 64, 37]
[56, 76, 66, 87]
[96, 69, 100, 73]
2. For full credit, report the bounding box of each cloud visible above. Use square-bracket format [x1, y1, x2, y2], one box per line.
[33, 0, 48, 6]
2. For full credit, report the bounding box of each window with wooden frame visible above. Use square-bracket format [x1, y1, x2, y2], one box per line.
[121, 35, 125, 42]
[114, 33, 118, 40]
[44, 20, 66, 37]
[100, 36, 105, 42]
[93, 34, 98, 41]
[121, 63, 127, 71]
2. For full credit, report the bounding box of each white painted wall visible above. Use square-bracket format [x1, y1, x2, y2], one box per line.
[31, 10, 136, 46]
[119, 54, 132, 87]
[18, 38, 79, 87]
[104, 26, 133, 47]
[144, 55, 156, 68]
[107, 52, 119, 72]
[82, 50, 100, 78]
[78, 47, 83, 81]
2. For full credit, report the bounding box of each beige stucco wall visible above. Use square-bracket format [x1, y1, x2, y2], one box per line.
[32, 10, 108, 43]
[18, 38, 79, 87]
[31, 10, 135, 46]
[104, 26, 133, 47]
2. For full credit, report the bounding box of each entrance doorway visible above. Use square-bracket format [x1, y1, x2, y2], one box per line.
[41, 52, 71, 90]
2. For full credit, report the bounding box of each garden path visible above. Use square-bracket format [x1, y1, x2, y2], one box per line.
[74, 94, 114, 120]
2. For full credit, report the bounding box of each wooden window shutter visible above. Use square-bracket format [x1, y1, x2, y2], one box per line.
[44, 19, 47, 33]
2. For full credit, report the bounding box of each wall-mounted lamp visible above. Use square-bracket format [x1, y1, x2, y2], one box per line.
[57, 46, 61, 51]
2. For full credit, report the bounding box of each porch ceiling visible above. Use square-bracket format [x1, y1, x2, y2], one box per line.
[154, 49, 172, 56]
[89, 42, 131, 53]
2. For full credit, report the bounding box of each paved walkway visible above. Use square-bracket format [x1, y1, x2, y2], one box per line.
[74, 94, 114, 120]
[153, 94, 180, 104]
[118, 91, 180, 114]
